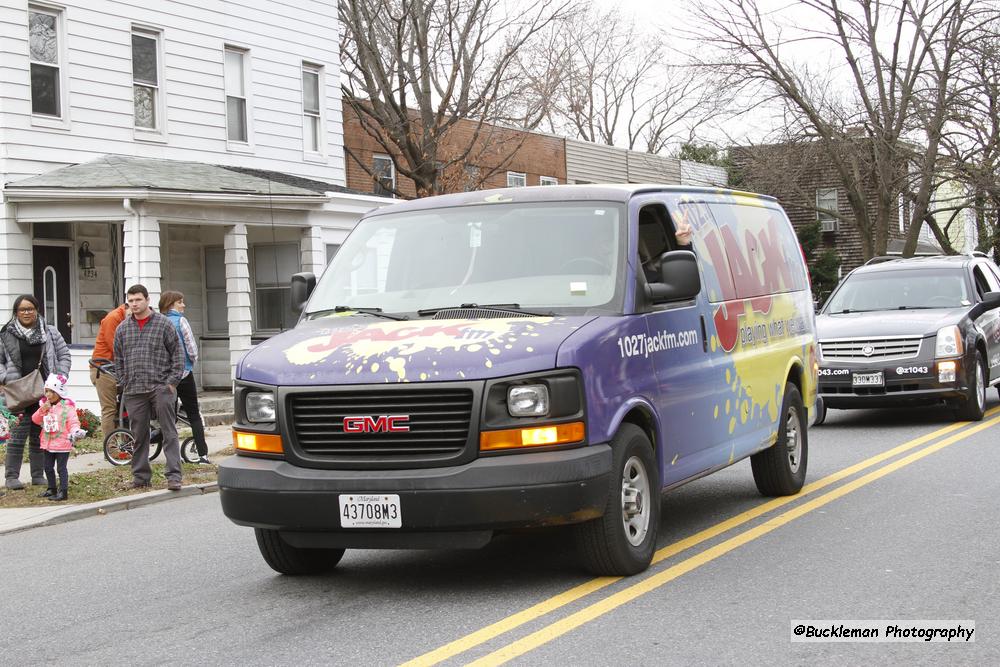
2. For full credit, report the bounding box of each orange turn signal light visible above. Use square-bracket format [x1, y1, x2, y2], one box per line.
[233, 431, 284, 454]
[479, 421, 585, 451]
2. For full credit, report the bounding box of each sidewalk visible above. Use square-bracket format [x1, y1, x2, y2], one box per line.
[0, 423, 234, 535]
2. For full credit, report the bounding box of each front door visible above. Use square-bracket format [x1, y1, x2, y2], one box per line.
[32, 245, 72, 343]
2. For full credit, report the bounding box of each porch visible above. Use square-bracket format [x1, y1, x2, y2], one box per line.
[1, 156, 386, 410]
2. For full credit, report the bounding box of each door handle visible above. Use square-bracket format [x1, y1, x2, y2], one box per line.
[66, 312, 74, 329]
[699, 315, 708, 352]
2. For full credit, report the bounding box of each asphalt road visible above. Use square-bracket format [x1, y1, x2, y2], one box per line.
[1, 398, 997, 666]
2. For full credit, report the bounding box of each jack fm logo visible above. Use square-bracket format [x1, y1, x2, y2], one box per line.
[694, 216, 799, 353]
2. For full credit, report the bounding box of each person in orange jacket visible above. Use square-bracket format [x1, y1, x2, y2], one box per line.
[90, 303, 127, 438]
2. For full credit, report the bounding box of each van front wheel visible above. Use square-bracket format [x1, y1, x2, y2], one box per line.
[751, 383, 807, 496]
[574, 424, 660, 576]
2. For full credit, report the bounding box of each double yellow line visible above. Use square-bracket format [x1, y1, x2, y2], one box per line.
[403, 409, 1000, 666]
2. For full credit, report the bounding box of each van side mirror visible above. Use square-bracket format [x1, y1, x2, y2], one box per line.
[969, 290, 1000, 319]
[645, 250, 700, 303]
[290, 272, 316, 313]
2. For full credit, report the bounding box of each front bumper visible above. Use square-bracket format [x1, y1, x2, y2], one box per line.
[818, 359, 967, 408]
[219, 445, 612, 549]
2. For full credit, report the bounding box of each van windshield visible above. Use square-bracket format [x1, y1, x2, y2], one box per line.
[307, 201, 626, 317]
[825, 268, 971, 313]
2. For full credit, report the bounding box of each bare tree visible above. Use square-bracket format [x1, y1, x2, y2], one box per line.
[689, 0, 982, 260]
[538, 7, 722, 154]
[937, 22, 1000, 255]
[340, 0, 572, 198]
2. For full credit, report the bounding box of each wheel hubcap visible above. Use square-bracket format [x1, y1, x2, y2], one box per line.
[621, 455, 651, 547]
[976, 362, 985, 411]
[785, 406, 801, 474]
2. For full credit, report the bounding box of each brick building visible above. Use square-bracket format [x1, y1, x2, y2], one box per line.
[730, 140, 938, 274]
[343, 103, 567, 197]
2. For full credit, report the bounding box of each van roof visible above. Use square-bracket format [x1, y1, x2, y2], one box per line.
[364, 183, 777, 217]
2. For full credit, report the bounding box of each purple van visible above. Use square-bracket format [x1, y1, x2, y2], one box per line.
[219, 184, 818, 576]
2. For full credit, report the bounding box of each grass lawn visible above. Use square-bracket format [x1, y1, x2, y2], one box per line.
[0, 461, 219, 508]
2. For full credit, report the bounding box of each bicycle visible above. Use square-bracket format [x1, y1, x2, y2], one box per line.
[90, 359, 199, 466]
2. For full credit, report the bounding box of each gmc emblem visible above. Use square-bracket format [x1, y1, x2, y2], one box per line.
[343, 415, 411, 433]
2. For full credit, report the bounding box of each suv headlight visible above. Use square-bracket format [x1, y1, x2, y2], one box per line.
[245, 391, 276, 423]
[507, 384, 550, 417]
[934, 326, 963, 358]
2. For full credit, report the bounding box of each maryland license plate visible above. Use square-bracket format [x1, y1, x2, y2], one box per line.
[852, 371, 884, 387]
[339, 494, 402, 528]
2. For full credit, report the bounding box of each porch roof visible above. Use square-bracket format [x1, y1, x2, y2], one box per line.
[3, 155, 367, 198]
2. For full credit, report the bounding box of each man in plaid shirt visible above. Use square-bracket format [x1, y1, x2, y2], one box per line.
[113, 284, 186, 490]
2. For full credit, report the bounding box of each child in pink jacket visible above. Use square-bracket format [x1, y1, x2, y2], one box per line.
[32, 374, 85, 502]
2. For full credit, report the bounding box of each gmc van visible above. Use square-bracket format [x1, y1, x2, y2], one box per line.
[219, 185, 818, 576]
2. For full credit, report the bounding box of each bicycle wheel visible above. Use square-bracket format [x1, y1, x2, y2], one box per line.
[104, 428, 137, 466]
[180, 437, 199, 464]
[149, 427, 164, 462]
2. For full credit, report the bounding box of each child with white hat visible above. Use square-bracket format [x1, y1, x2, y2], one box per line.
[31, 373, 86, 501]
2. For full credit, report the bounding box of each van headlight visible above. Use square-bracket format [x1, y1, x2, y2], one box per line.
[934, 326, 963, 358]
[507, 385, 550, 417]
[245, 391, 276, 423]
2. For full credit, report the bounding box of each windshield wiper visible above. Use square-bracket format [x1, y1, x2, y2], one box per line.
[310, 306, 408, 321]
[827, 308, 881, 314]
[417, 303, 552, 317]
[896, 306, 939, 310]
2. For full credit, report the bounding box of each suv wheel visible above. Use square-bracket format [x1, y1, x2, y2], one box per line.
[955, 351, 986, 421]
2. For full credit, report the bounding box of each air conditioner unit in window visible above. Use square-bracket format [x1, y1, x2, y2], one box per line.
[819, 219, 838, 233]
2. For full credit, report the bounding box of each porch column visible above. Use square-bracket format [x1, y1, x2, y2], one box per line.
[0, 202, 33, 308]
[122, 200, 162, 306]
[300, 225, 326, 276]
[225, 224, 252, 380]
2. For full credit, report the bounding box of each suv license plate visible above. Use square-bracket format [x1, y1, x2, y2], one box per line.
[852, 372, 884, 387]
[339, 494, 402, 528]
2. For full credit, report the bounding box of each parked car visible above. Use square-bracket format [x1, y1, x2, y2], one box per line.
[219, 184, 818, 577]
[815, 254, 1000, 423]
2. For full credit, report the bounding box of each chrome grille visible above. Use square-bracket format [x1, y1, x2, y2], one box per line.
[289, 388, 474, 458]
[819, 337, 922, 362]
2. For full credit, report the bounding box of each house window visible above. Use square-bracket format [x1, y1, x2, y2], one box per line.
[539, 176, 558, 186]
[326, 244, 340, 264]
[131, 29, 161, 130]
[373, 155, 395, 196]
[204, 247, 227, 332]
[254, 244, 299, 331]
[463, 165, 480, 191]
[225, 47, 249, 143]
[302, 64, 322, 153]
[28, 6, 61, 116]
[507, 172, 526, 188]
[816, 187, 839, 232]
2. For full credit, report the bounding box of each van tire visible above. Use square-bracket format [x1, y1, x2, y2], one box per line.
[954, 351, 986, 421]
[254, 528, 345, 575]
[751, 383, 807, 496]
[574, 424, 659, 576]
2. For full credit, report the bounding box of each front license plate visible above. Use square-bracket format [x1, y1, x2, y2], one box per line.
[852, 371, 884, 387]
[339, 494, 402, 528]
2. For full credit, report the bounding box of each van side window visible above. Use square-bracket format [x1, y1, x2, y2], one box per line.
[638, 204, 681, 283]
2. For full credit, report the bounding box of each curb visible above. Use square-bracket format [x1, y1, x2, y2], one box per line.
[0, 482, 219, 535]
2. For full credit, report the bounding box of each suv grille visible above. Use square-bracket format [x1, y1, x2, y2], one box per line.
[820, 337, 922, 362]
[289, 388, 474, 457]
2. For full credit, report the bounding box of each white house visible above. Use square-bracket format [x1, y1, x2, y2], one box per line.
[0, 0, 386, 409]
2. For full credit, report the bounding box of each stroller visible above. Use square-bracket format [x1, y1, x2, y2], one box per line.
[90, 359, 200, 466]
